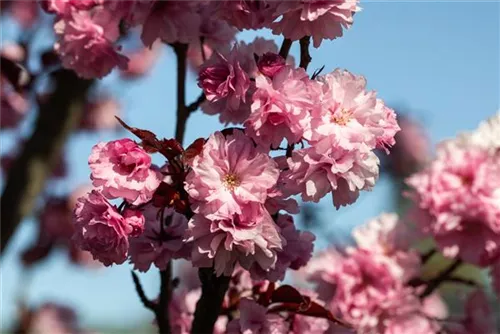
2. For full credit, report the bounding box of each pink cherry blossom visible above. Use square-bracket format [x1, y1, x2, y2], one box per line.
[73, 190, 141, 266]
[272, 0, 361, 48]
[185, 207, 282, 277]
[250, 213, 315, 281]
[79, 97, 120, 131]
[54, 7, 128, 79]
[283, 143, 379, 209]
[185, 130, 279, 219]
[235, 38, 288, 78]
[407, 143, 500, 266]
[305, 69, 399, 150]
[305, 248, 345, 301]
[215, 1, 280, 30]
[128, 205, 191, 272]
[257, 53, 286, 79]
[383, 312, 442, 334]
[245, 65, 319, 148]
[89, 138, 161, 206]
[197, 2, 237, 49]
[141, 1, 201, 47]
[226, 298, 288, 334]
[198, 47, 252, 124]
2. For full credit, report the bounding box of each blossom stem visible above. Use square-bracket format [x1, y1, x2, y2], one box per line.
[421, 248, 437, 264]
[131, 271, 156, 311]
[419, 259, 462, 299]
[157, 264, 172, 334]
[279, 38, 293, 58]
[190, 268, 231, 334]
[299, 36, 312, 70]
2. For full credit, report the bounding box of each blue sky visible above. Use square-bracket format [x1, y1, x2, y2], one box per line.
[1, 2, 499, 330]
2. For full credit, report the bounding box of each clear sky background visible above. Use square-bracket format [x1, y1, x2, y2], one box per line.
[1, 1, 499, 331]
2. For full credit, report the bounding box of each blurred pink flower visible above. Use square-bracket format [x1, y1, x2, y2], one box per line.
[407, 143, 500, 266]
[28, 303, 79, 334]
[40, 0, 100, 17]
[226, 298, 288, 334]
[120, 45, 161, 79]
[4, 1, 40, 28]
[54, 8, 128, 79]
[80, 97, 121, 131]
[73, 190, 143, 266]
[128, 205, 190, 272]
[272, 0, 361, 47]
[447, 290, 496, 334]
[185, 130, 279, 220]
[386, 115, 431, 178]
[89, 138, 161, 205]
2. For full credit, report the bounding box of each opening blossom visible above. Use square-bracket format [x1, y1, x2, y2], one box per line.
[73, 190, 144, 266]
[89, 138, 162, 206]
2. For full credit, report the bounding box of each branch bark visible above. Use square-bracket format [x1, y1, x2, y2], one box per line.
[299, 36, 312, 71]
[1, 69, 92, 252]
[279, 38, 293, 59]
[419, 259, 462, 299]
[190, 268, 231, 334]
[173, 43, 189, 145]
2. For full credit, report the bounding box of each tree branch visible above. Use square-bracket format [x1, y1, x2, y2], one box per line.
[157, 264, 172, 334]
[421, 249, 437, 264]
[419, 259, 462, 299]
[131, 271, 156, 311]
[1, 69, 92, 252]
[279, 38, 293, 59]
[299, 36, 312, 71]
[190, 268, 231, 334]
[172, 43, 189, 145]
[186, 93, 206, 114]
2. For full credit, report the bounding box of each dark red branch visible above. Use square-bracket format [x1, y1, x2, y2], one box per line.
[419, 259, 462, 299]
[299, 36, 312, 71]
[279, 38, 293, 59]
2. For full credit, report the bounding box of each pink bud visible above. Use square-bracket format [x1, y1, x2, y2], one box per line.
[257, 52, 286, 78]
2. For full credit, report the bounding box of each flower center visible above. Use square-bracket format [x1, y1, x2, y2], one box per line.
[223, 173, 241, 191]
[331, 108, 352, 126]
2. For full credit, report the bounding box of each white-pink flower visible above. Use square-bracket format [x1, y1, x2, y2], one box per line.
[283, 143, 379, 209]
[128, 205, 191, 272]
[305, 69, 399, 151]
[54, 8, 128, 79]
[185, 207, 282, 277]
[89, 138, 162, 206]
[73, 190, 144, 266]
[245, 65, 320, 148]
[185, 130, 279, 219]
[272, 0, 361, 47]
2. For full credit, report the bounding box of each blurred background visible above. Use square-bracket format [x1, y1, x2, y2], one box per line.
[1, 1, 499, 333]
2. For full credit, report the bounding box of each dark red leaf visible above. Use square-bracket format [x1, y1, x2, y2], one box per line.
[270, 285, 308, 305]
[115, 117, 183, 160]
[183, 138, 205, 166]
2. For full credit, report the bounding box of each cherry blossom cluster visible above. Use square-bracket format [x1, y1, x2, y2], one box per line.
[38, 0, 360, 79]
[406, 112, 500, 275]
[304, 213, 498, 334]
